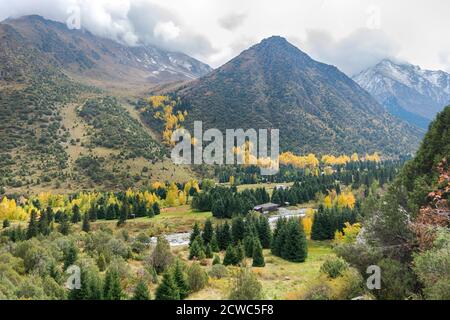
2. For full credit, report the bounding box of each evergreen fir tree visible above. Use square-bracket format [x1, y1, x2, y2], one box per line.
[71, 204, 81, 223]
[155, 272, 180, 300]
[232, 216, 245, 244]
[117, 204, 129, 227]
[252, 238, 265, 267]
[190, 222, 201, 246]
[205, 243, 213, 259]
[223, 245, 238, 266]
[58, 213, 71, 235]
[82, 213, 90, 233]
[38, 210, 50, 236]
[257, 217, 272, 249]
[152, 202, 161, 215]
[202, 219, 214, 244]
[132, 279, 150, 300]
[103, 268, 122, 300]
[63, 242, 78, 270]
[173, 260, 190, 299]
[189, 237, 205, 260]
[236, 241, 245, 264]
[26, 210, 39, 239]
[243, 234, 255, 258]
[210, 233, 220, 252]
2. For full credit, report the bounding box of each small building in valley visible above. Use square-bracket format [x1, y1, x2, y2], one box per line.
[253, 203, 280, 214]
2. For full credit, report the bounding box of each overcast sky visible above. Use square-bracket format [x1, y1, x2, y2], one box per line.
[1, 0, 450, 75]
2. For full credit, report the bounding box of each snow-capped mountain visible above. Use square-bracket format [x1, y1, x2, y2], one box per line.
[353, 59, 450, 129]
[0, 15, 212, 87]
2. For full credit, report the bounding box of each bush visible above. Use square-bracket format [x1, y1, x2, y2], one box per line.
[188, 262, 208, 293]
[301, 281, 332, 300]
[320, 257, 349, 279]
[209, 264, 228, 279]
[329, 268, 364, 300]
[228, 268, 263, 300]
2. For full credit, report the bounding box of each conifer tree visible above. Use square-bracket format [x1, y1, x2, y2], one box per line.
[152, 202, 161, 215]
[243, 234, 255, 258]
[103, 268, 122, 300]
[223, 245, 238, 266]
[236, 241, 245, 264]
[210, 233, 220, 252]
[189, 237, 205, 260]
[58, 213, 71, 235]
[132, 279, 150, 300]
[117, 204, 128, 227]
[205, 243, 213, 259]
[26, 210, 39, 239]
[190, 222, 201, 246]
[232, 216, 245, 244]
[38, 210, 50, 236]
[173, 260, 190, 299]
[257, 217, 272, 249]
[252, 238, 265, 267]
[202, 219, 214, 244]
[71, 204, 81, 223]
[63, 242, 78, 270]
[155, 272, 180, 300]
[82, 213, 90, 232]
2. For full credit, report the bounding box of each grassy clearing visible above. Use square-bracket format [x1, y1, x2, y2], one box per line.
[90, 205, 212, 237]
[186, 240, 334, 300]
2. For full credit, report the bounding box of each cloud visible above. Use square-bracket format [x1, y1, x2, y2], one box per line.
[0, 0, 216, 61]
[300, 28, 400, 76]
[218, 12, 247, 31]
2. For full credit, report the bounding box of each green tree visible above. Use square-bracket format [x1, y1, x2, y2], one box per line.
[210, 233, 220, 252]
[202, 219, 214, 244]
[155, 272, 180, 300]
[223, 245, 238, 266]
[26, 210, 39, 239]
[190, 223, 201, 246]
[103, 268, 122, 300]
[71, 204, 81, 223]
[189, 237, 205, 260]
[152, 202, 161, 215]
[252, 238, 265, 267]
[63, 242, 78, 270]
[132, 279, 150, 300]
[58, 213, 71, 235]
[173, 260, 189, 299]
[82, 213, 90, 233]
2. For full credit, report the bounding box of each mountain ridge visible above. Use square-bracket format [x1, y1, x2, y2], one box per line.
[167, 36, 422, 156]
[353, 59, 450, 129]
[0, 15, 212, 89]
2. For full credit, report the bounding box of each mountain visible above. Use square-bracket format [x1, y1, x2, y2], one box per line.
[0, 15, 201, 194]
[0, 15, 212, 89]
[353, 59, 450, 129]
[167, 36, 422, 156]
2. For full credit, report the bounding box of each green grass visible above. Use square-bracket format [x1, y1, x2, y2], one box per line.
[90, 205, 212, 236]
[187, 240, 334, 300]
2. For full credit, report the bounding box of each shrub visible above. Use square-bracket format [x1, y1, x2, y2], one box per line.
[188, 262, 208, 293]
[228, 268, 263, 300]
[209, 264, 229, 279]
[320, 257, 349, 279]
